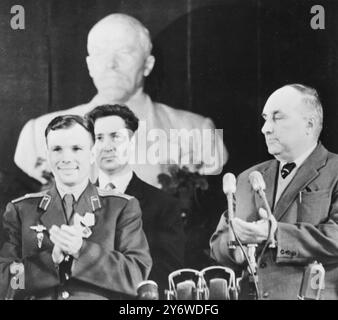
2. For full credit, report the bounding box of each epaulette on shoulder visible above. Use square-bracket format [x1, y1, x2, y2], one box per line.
[97, 188, 134, 201]
[11, 191, 46, 204]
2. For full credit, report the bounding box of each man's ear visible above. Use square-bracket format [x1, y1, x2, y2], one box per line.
[143, 55, 155, 77]
[306, 117, 315, 135]
[44, 143, 50, 166]
[86, 56, 94, 78]
[90, 145, 96, 165]
[130, 134, 136, 148]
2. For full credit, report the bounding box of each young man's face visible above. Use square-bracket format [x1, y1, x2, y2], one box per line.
[93, 115, 134, 174]
[46, 124, 93, 187]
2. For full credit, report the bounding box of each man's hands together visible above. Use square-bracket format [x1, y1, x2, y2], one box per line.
[50, 225, 83, 264]
[231, 208, 277, 244]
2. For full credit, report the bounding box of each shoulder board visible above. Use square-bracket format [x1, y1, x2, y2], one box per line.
[97, 188, 134, 200]
[11, 192, 46, 204]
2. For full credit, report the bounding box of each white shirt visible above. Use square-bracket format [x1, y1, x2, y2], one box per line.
[55, 178, 89, 202]
[274, 143, 318, 206]
[98, 167, 133, 194]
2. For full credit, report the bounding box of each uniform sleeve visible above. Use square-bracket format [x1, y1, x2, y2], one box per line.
[0, 203, 60, 299]
[71, 198, 152, 297]
[275, 185, 338, 265]
[148, 199, 185, 292]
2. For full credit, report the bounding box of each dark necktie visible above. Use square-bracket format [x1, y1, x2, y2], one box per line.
[61, 193, 75, 282]
[63, 193, 74, 222]
[281, 162, 296, 179]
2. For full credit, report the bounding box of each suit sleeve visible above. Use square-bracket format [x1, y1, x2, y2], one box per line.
[275, 185, 338, 265]
[71, 198, 152, 297]
[209, 214, 244, 272]
[0, 202, 60, 299]
[148, 199, 185, 290]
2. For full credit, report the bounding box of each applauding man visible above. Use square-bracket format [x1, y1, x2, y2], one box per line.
[211, 84, 338, 299]
[0, 115, 151, 299]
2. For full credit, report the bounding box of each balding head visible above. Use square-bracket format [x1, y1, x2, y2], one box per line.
[261, 84, 323, 162]
[86, 13, 155, 104]
[87, 13, 152, 57]
[282, 84, 323, 139]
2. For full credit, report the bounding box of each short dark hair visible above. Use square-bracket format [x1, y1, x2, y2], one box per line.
[45, 115, 95, 142]
[85, 104, 139, 134]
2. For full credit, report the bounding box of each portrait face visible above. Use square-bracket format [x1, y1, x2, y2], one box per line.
[86, 20, 154, 103]
[93, 115, 134, 174]
[46, 124, 93, 187]
[261, 87, 311, 162]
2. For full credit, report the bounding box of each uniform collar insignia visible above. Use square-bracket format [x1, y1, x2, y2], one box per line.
[38, 195, 52, 211]
[90, 195, 101, 211]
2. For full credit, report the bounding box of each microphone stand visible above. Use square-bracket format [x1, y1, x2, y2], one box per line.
[246, 244, 259, 300]
[257, 189, 276, 248]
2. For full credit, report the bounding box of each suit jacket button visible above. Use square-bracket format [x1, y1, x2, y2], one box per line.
[61, 291, 70, 299]
[263, 292, 269, 298]
[260, 262, 267, 268]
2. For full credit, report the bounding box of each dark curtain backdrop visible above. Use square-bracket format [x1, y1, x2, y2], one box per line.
[1, 0, 338, 254]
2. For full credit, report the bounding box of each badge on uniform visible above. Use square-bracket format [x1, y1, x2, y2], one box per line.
[73, 212, 95, 239]
[30, 224, 47, 248]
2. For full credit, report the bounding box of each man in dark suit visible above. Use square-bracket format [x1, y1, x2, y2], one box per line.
[0, 115, 151, 300]
[86, 104, 185, 298]
[210, 84, 338, 299]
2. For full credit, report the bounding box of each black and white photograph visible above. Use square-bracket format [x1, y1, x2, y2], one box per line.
[0, 0, 338, 304]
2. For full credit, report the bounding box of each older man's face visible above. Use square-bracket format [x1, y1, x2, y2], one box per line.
[261, 87, 311, 162]
[93, 115, 133, 174]
[86, 21, 153, 103]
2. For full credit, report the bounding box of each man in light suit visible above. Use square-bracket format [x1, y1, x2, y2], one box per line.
[0, 115, 151, 299]
[14, 13, 227, 188]
[85, 104, 185, 298]
[210, 84, 338, 300]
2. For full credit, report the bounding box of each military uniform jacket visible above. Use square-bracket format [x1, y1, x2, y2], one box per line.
[210, 143, 338, 300]
[0, 182, 152, 299]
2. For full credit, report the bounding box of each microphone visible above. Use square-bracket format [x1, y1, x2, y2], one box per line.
[137, 280, 159, 300]
[248, 171, 276, 247]
[248, 171, 267, 201]
[222, 173, 237, 248]
[208, 278, 229, 300]
[176, 280, 197, 300]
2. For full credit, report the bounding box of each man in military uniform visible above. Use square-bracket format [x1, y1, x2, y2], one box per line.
[0, 115, 152, 300]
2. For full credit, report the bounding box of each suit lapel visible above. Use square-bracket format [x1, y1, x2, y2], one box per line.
[125, 173, 145, 202]
[75, 182, 101, 219]
[273, 143, 328, 221]
[39, 185, 67, 231]
[261, 160, 279, 211]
